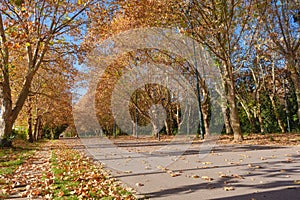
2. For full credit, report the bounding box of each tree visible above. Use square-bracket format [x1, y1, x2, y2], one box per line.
[256, 0, 300, 124]
[177, 0, 258, 141]
[0, 0, 89, 146]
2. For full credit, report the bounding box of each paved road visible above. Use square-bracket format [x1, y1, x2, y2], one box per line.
[76, 138, 300, 200]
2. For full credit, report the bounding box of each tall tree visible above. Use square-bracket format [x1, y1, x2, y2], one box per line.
[0, 0, 89, 146]
[178, 0, 257, 141]
[256, 0, 300, 124]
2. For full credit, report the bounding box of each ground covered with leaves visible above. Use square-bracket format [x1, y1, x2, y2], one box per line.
[0, 140, 136, 199]
[109, 133, 300, 146]
[218, 133, 300, 146]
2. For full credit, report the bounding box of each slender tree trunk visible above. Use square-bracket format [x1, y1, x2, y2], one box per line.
[238, 97, 255, 133]
[175, 104, 181, 133]
[257, 112, 264, 133]
[269, 94, 285, 133]
[33, 116, 39, 141]
[201, 103, 210, 136]
[164, 120, 170, 135]
[288, 63, 300, 123]
[151, 121, 159, 138]
[0, 89, 4, 141]
[270, 64, 285, 133]
[27, 99, 33, 143]
[221, 98, 232, 134]
[256, 94, 264, 133]
[37, 119, 42, 139]
[131, 120, 137, 137]
[201, 86, 210, 135]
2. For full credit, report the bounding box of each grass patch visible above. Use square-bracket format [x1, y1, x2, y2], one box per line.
[49, 145, 135, 199]
[0, 139, 42, 198]
[0, 139, 39, 175]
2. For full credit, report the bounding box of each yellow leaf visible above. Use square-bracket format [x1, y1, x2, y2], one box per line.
[294, 180, 300, 184]
[202, 162, 212, 165]
[57, 191, 64, 197]
[224, 186, 235, 191]
[201, 176, 213, 181]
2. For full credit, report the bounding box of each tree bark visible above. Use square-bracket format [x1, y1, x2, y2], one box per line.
[220, 96, 232, 134]
[223, 62, 243, 141]
[27, 98, 33, 143]
[164, 119, 170, 135]
[37, 118, 43, 139]
[33, 116, 39, 141]
[131, 120, 137, 137]
[201, 85, 210, 135]
[201, 102, 210, 136]
[288, 62, 300, 123]
[256, 94, 264, 133]
[269, 94, 285, 133]
[0, 14, 13, 146]
[151, 121, 159, 138]
[175, 104, 181, 134]
[237, 95, 255, 133]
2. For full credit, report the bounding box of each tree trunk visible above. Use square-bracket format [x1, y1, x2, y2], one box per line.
[257, 112, 264, 133]
[288, 63, 300, 123]
[221, 98, 232, 134]
[269, 94, 285, 133]
[224, 63, 243, 141]
[0, 81, 13, 146]
[131, 120, 137, 137]
[0, 14, 13, 147]
[238, 97, 255, 133]
[27, 99, 33, 143]
[201, 86, 210, 135]
[175, 104, 181, 134]
[227, 88, 243, 141]
[37, 119, 43, 139]
[33, 116, 39, 141]
[270, 63, 285, 133]
[151, 121, 159, 138]
[164, 120, 170, 135]
[256, 94, 264, 133]
[201, 103, 210, 136]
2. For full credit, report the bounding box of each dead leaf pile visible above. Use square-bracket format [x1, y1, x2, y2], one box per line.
[48, 142, 136, 199]
[0, 141, 136, 199]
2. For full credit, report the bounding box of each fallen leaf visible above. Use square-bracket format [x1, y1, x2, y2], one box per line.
[231, 174, 244, 179]
[224, 186, 235, 191]
[294, 180, 300, 184]
[57, 191, 64, 197]
[135, 183, 144, 187]
[201, 176, 213, 181]
[191, 175, 200, 178]
[219, 173, 228, 178]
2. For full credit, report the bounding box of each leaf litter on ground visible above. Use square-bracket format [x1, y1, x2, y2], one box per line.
[1, 140, 136, 199]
